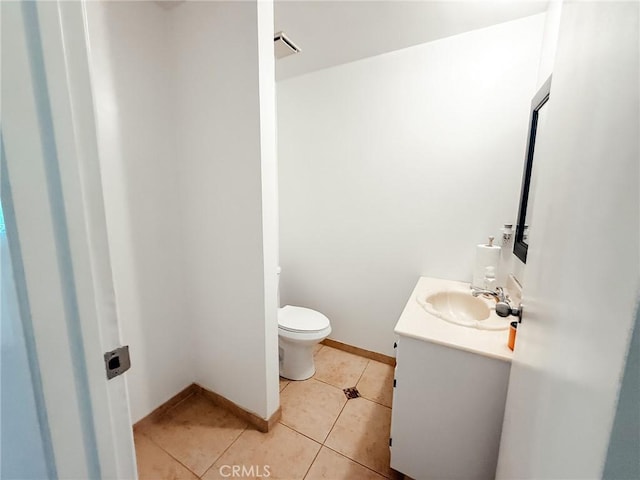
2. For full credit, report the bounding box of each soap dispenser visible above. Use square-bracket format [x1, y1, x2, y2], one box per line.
[484, 266, 497, 291]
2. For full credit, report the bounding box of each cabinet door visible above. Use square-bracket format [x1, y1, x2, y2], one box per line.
[390, 336, 510, 480]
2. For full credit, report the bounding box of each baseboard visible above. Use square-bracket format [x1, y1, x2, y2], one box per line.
[197, 383, 281, 433]
[322, 338, 396, 367]
[133, 383, 200, 430]
[133, 383, 281, 433]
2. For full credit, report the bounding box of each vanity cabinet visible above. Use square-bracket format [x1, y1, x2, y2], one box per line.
[390, 334, 511, 480]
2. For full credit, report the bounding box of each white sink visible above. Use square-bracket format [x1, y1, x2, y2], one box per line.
[416, 290, 508, 330]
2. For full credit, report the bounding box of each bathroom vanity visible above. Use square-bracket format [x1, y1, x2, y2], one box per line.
[390, 277, 513, 480]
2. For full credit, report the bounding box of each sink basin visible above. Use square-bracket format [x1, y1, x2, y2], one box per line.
[426, 291, 490, 321]
[416, 290, 508, 330]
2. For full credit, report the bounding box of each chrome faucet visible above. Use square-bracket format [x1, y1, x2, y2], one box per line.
[472, 286, 522, 319]
[471, 286, 507, 303]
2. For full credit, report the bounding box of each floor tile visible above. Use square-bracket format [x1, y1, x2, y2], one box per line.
[356, 361, 394, 407]
[279, 377, 290, 392]
[136, 393, 248, 476]
[280, 378, 347, 442]
[305, 446, 386, 480]
[202, 423, 321, 480]
[325, 398, 392, 477]
[134, 433, 198, 480]
[313, 347, 369, 388]
[314, 344, 324, 355]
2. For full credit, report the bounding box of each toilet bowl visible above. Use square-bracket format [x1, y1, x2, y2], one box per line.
[278, 305, 331, 380]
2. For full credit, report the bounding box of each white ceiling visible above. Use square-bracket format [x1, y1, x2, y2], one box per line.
[274, 1, 548, 80]
[154, 0, 185, 10]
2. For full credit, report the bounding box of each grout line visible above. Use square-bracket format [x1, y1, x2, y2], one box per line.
[355, 392, 393, 409]
[301, 437, 324, 480]
[278, 420, 322, 443]
[275, 420, 326, 475]
[301, 448, 322, 480]
[323, 444, 392, 479]
[198, 424, 250, 479]
[318, 360, 394, 479]
[353, 360, 395, 409]
[276, 420, 319, 444]
[310, 356, 393, 406]
[136, 392, 250, 479]
[279, 378, 291, 393]
[320, 361, 362, 444]
[311, 376, 341, 388]
[308, 373, 394, 409]
[355, 359, 370, 384]
[137, 430, 202, 477]
[323, 397, 349, 444]
[139, 352, 390, 479]
[306, 376, 351, 393]
[311, 364, 369, 391]
[269, 423, 322, 480]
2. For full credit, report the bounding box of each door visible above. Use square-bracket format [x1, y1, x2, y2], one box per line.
[496, 2, 639, 478]
[1, 1, 136, 478]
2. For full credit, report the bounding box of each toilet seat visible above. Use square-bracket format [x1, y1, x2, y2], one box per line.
[277, 304, 331, 380]
[278, 305, 330, 333]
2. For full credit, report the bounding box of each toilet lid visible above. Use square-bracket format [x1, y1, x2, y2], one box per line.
[278, 305, 330, 333]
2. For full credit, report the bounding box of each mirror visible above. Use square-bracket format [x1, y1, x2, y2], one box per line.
[514, 76, 552, 263]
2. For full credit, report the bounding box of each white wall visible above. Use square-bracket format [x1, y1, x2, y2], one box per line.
[496, 2, 639, 477]
[256, 0, 282, 418]
[88, 0, 279, 422]
[86, 2, 193, 423]
[535, 0, 562, 89]
[278, 14, 545, 356]
[508, 0, 563, 285]
[171, 1, 279, 420]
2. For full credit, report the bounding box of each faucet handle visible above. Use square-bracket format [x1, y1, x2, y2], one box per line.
[496, 301, 522, 321]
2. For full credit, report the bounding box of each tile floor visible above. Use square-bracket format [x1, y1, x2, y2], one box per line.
[134, 345, 400, 480]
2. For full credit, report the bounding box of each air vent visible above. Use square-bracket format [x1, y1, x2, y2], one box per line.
[274, 31, 301, 59]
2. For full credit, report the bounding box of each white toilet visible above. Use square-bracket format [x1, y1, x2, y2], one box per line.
[277, 268, 331, 380]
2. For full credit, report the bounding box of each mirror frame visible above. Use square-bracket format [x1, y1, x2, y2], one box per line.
[514, 75, 552, 264]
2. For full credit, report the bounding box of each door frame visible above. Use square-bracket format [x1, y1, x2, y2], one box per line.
[2, 1, 136, 478]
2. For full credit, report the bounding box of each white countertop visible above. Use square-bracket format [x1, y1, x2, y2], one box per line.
[394, 277, 514, 362]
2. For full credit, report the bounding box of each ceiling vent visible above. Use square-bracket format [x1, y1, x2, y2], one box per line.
[274, 31, 301, 59]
